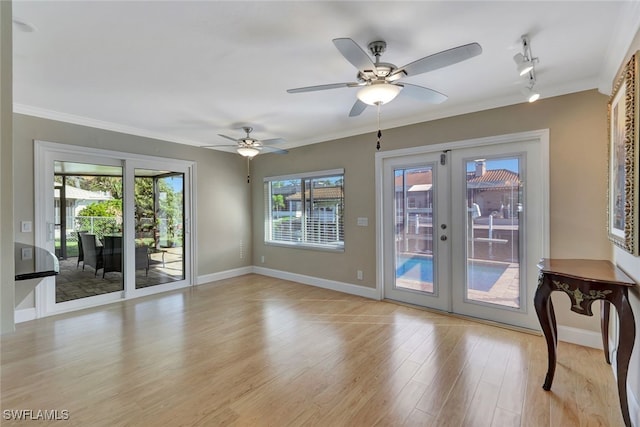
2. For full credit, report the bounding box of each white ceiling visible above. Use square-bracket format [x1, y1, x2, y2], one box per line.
[11, 1, 640, 153]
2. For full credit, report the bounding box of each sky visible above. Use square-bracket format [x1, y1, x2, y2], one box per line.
[466, 157, 519, 173]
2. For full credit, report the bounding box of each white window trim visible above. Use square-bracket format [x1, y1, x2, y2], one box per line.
[264, 168, 345, 252]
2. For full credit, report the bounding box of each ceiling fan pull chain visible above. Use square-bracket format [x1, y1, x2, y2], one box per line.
[247, 157, 251, 184]
[376, 103, 382, 151]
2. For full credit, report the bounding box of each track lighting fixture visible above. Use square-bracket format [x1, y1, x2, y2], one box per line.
[513, 35, 537, 75]
[514, 35, 540, 102]
[522, 76, 540, 103]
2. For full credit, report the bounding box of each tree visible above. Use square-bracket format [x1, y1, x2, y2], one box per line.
[272, 194, 285, 212]
[76, 199, 123, 236]
[80, 176, 123, 199]
[78, 199, 122, 217]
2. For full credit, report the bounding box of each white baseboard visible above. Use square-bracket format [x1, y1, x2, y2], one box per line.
[557, 325, 603, 349]
[252, 266, 379, 300]
[197, 266, 253, 285]
[15, 307, 36, 323]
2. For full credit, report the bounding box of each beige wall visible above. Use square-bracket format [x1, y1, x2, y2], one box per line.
[252, 89, 610, 332]
[0, 0, 14, 334]
[11, 114, 253, 310]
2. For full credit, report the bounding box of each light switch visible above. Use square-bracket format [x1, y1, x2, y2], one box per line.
[357, 217, 368, 227]
[21, 221, 32, 233]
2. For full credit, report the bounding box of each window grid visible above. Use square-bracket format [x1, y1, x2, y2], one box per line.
[265, 171, 344, 250]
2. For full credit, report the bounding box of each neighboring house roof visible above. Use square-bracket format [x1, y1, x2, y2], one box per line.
[55, 186, 114, 201]
[394, 168, 519, 192]
[286, 187, 343, 201]
[466, 169, 520, 189]
[395, 170, 433, 188]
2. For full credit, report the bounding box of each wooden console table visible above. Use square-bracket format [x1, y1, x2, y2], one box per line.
[535, 258, 636, 427]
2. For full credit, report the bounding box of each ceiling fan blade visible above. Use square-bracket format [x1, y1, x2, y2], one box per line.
[392, 42, 482, 78]
[217, 134, 238, 142]
[200, 144, 240, 149]
[287, 82, 359, 93]
[261, 146, 288, 155]
[333, 38, 376, 73]
[397, 83, 448, 104]
[261, 137, 285, 145]
[349, 99, 368, 117]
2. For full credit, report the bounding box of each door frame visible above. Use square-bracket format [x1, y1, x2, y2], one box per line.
[33, 140, 197, 317]
[375, 129, 550, 318]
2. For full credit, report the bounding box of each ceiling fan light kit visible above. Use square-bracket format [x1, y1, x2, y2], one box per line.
[357, 82, 402, 106]
[236, 146, 260, 158]
[515, 35, 540, 103]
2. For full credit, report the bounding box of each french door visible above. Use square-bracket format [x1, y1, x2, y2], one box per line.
[35, 141, 194, 316]
[382, 152, 451, 311]
[379, 132, 548, 330]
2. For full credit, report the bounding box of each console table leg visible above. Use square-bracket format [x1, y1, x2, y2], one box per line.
[613, 294, 635, 427]
[601, 301, 611, 364]
[534, 282, 557, 391]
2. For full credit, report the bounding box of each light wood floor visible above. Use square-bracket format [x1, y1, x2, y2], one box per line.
[1, 274, 624, 426]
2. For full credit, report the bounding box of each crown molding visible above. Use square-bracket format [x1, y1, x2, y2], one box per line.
[598, 0, 640, 95]
[13, 103, 206, 147]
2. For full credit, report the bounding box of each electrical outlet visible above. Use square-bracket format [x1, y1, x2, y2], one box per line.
[357, 270, 363, 280]
[261, 255, 265, 263]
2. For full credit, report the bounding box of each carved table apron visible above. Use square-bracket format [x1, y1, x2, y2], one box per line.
[535, 258, 636, 427]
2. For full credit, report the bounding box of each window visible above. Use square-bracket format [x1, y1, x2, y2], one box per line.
[265, 169, 344, 250]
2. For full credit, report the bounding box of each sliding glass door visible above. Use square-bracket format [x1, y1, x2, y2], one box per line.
[35, 142, 194, 316]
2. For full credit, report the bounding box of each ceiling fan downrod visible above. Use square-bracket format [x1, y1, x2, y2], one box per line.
[368, 40, 386, 63]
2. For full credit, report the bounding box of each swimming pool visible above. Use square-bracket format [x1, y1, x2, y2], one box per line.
[396, 255, 509, 292]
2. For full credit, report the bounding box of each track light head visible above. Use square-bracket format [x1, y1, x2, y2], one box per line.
[513, 53, 534, 76]
[514, 35, 540, 102]
[522, 86, 540, 103]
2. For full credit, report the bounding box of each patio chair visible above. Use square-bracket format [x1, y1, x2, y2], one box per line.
[80, 233, 103, 276]
[76, 231, 86, 269]
[135, 245, 150, 276]
[102, 235, 123, 278]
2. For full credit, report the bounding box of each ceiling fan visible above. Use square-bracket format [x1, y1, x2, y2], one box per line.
[287, 38, 482, 116]
[201, 126, 288, 158]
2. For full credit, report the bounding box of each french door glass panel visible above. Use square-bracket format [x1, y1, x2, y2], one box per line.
[464, 157, 521, 308]
[394, 166, 436, 293]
